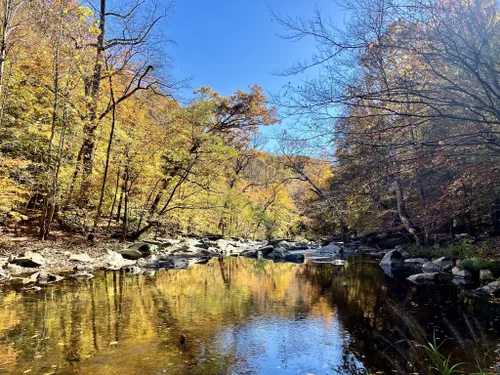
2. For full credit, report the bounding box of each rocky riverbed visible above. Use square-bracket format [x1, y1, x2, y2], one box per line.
[0, 235, 351, 287]
[374, 246, 500, 301]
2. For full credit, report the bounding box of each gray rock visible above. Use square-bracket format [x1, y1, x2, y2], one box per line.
[452, 267, 471, 279]
[433, 257, 454, 271]
[479, 269, 494, 281]
[127, 242, 152, 257]
[318, 243, 342, 254]
[137, 254, 174, 269]
[404, 258, 427, 267]
[422, 261, 443, 273]
[69, 253, 92, 263]
[476, 280, 500, 296]
[10, 251, 45, 267]
[37, 270, 64, 285]
[407, 272, 440, 284]
[257, 245, 275, 257]
[100, 250, 136, 270]
[380, 249, 405, 268]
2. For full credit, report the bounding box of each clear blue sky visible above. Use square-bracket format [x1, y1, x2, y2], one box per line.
[167, 0, 344, 143]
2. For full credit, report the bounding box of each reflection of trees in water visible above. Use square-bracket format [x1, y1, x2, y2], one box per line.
[0, 257, 498, 374]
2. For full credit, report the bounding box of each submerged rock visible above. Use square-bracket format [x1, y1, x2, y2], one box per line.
[380, 249, 404, 268]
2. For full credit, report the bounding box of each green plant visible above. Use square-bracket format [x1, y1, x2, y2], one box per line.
[408, 240, 485, 260]
[419, 334, 466, 374]
[460, 258, 500, 276]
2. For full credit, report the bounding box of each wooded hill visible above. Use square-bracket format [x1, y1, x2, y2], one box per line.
[273, 0, 500, 245]
[0, 0, 332, 241]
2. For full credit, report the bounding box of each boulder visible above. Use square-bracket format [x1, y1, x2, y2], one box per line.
[380, 249, 405, 268]
[100, 250, 136, 270]
[284, 253, 305, 263]
[452, 267, 471, 279]
[319, 243, 342, 254]
[118, 249, 143, 260]
[241, 250, 258, 258]
[137, 254, 174, 269]
[37, 270, 64, 285]
[433, 257, 454, 271]
[257, 245, 274, 257]
[422, 261, 443, 273]
[479, 269, 494, 282]
[69, 253, 92, 263]
[127, 242, 152, 257]
[10, 251, 45, 268]
[476, 280, 500, 296]
[404, 258, 427, 267]
[407, 272, 440, 284]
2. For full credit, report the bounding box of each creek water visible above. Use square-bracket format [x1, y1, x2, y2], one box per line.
[0, 255, 499, 374]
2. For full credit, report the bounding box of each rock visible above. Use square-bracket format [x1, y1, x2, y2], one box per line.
[74, 264, 94, 273]
[71, 272, 94, 280]
[331, 259, 347, 266]
[268, 238, 286, 246]
[124, 266, 142, 275]
[284, 253, 305, 263]
[10, 251, 45, 267]
[100, 250, 136, 270]
[127, 242, 152, 257]
[288, 242, 309, 250]
[476, 280, 500, 296]
[380, 249, 405, 268]
[318, 243, 342, 254]
[241, 249, 258, 258]
[118, 249, 143, 260]
[479, 269, 494, 281]
[452, 267, 471, 279]
[137, 254, 174, 269]
[404, 258, 427, 267]
[407, 272, 440, 284]
[422, 261, 443, 273]
[433, 257, 454, 271]
[257, 245, 275, 257]
[37, 270, 64, 285]
[69, 253, 92, 263]
[266, 247, 287, 259]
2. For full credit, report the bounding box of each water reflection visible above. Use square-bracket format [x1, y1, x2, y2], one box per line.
[0, 256, 498, 374]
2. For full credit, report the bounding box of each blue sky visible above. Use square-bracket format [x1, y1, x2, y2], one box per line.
[167, 0, 344, 144]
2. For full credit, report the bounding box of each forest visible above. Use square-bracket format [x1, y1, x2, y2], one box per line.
[0, 0, 499, 247]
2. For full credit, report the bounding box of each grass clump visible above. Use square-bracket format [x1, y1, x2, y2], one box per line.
[460, 258, 500, 276]
[408, 240, 486, 260]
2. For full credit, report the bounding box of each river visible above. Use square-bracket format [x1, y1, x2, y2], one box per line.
[0, 255, 498, 374]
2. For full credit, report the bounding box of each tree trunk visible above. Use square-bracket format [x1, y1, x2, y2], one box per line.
[394, 180, 422, 245]
[93, 73, 116, 232]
